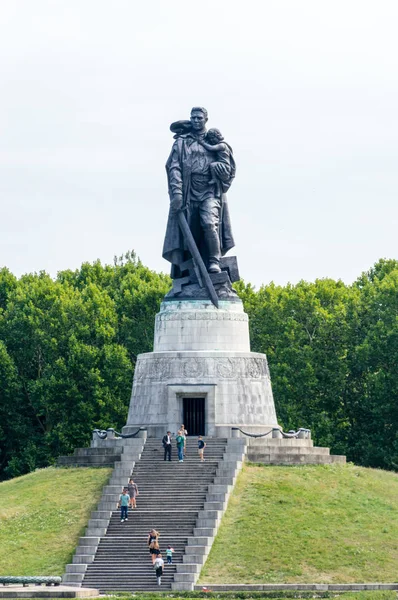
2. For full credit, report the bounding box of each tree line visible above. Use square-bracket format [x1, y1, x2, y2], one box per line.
[1, 253, 398, 479]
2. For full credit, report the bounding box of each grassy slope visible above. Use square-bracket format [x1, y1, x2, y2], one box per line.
[199, 463, 398, 584]
[0, 467, 111, 576]
[3, 463, 398, 589]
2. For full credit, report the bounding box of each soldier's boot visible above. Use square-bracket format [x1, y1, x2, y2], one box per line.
[204, 227, 222, 273]
[209, 262, 221, 273]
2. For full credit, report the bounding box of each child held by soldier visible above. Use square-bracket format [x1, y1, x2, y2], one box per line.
[198, 128, 233, 196]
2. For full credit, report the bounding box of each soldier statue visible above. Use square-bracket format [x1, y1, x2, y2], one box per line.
[162, 107, 239, 303]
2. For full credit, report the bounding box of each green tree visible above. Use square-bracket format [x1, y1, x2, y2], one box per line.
[0, 272, 133, 478]
[343, 262, 398, 468]
[246, 278, 354, 455]
[0, 267, 17, 311]
[58, 252, 171, 359]
[0, 341, 27, 477]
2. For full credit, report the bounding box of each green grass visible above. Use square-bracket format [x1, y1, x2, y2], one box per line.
[0, 466, 111, 576]
[199, 463, 398, 584]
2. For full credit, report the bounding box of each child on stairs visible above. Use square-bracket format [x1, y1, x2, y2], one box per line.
[153, 554, 164, 586]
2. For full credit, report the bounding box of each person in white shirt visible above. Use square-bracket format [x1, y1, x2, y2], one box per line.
[153, 554, 164, 586]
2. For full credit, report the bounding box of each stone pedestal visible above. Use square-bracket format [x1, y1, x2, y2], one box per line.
[125, 298, 278, 438]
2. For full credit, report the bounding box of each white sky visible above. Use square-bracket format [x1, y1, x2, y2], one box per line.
[1, 0, 397, 288]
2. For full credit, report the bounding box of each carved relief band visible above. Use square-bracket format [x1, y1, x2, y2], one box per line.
[156, 311, 248, 322]
[134, 355, 271, 381]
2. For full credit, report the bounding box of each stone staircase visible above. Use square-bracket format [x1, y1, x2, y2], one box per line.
[74, 437, 245, 592]
[61, 430, 344, 592]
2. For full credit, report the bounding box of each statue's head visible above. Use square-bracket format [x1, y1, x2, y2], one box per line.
[207, 128, 223, 144]
[190, 107, 208, 132]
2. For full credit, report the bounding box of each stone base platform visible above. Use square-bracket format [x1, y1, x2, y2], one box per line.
[0, 586, 99, 598]
[246, 437, 346, 465]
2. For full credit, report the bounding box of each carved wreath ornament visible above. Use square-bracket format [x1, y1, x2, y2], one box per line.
[183, 358, 204, 378]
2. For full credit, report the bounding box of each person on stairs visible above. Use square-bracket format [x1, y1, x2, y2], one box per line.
[117, 488, 130, 522]
[181, 424, 188, 456]
[162, 431, 172, 461]
[127, 478, 139, 509]
[148, 528, 160, 564]
[198, 435, 206, 462]
[176, 429, 185, 462]
[153, 553, 164, 586]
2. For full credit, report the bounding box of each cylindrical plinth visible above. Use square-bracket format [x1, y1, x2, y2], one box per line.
[126, 299, 278, 438]
[154, 299, 250, 352]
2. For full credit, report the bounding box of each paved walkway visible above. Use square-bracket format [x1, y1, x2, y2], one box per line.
[0, 586, 98, 598]
[196, 582, 398, 592]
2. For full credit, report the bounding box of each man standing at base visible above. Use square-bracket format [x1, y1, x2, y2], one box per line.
[162, 431, 172, 461]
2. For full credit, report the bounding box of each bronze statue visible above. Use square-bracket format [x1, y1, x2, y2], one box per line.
[162, 107, 239, 303]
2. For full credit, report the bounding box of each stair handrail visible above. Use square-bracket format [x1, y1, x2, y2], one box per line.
[231, 427, 273, 438]
[92, 427, 147, 439]
[282, 428, 311, 438]
[231, 426, 311, 439]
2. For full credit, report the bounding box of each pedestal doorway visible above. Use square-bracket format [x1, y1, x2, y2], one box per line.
[183, 397, 205, 436]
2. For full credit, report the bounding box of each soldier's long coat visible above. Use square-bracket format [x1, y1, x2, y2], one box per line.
[162, 134, 236, 278]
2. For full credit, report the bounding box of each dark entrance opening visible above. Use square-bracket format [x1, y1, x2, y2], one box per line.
[183, 397, 205, 436]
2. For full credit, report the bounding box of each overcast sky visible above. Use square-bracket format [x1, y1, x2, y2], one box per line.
[1, 0, 397, 288]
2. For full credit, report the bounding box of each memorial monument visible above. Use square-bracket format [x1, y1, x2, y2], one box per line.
[125, 107, 279, 437]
